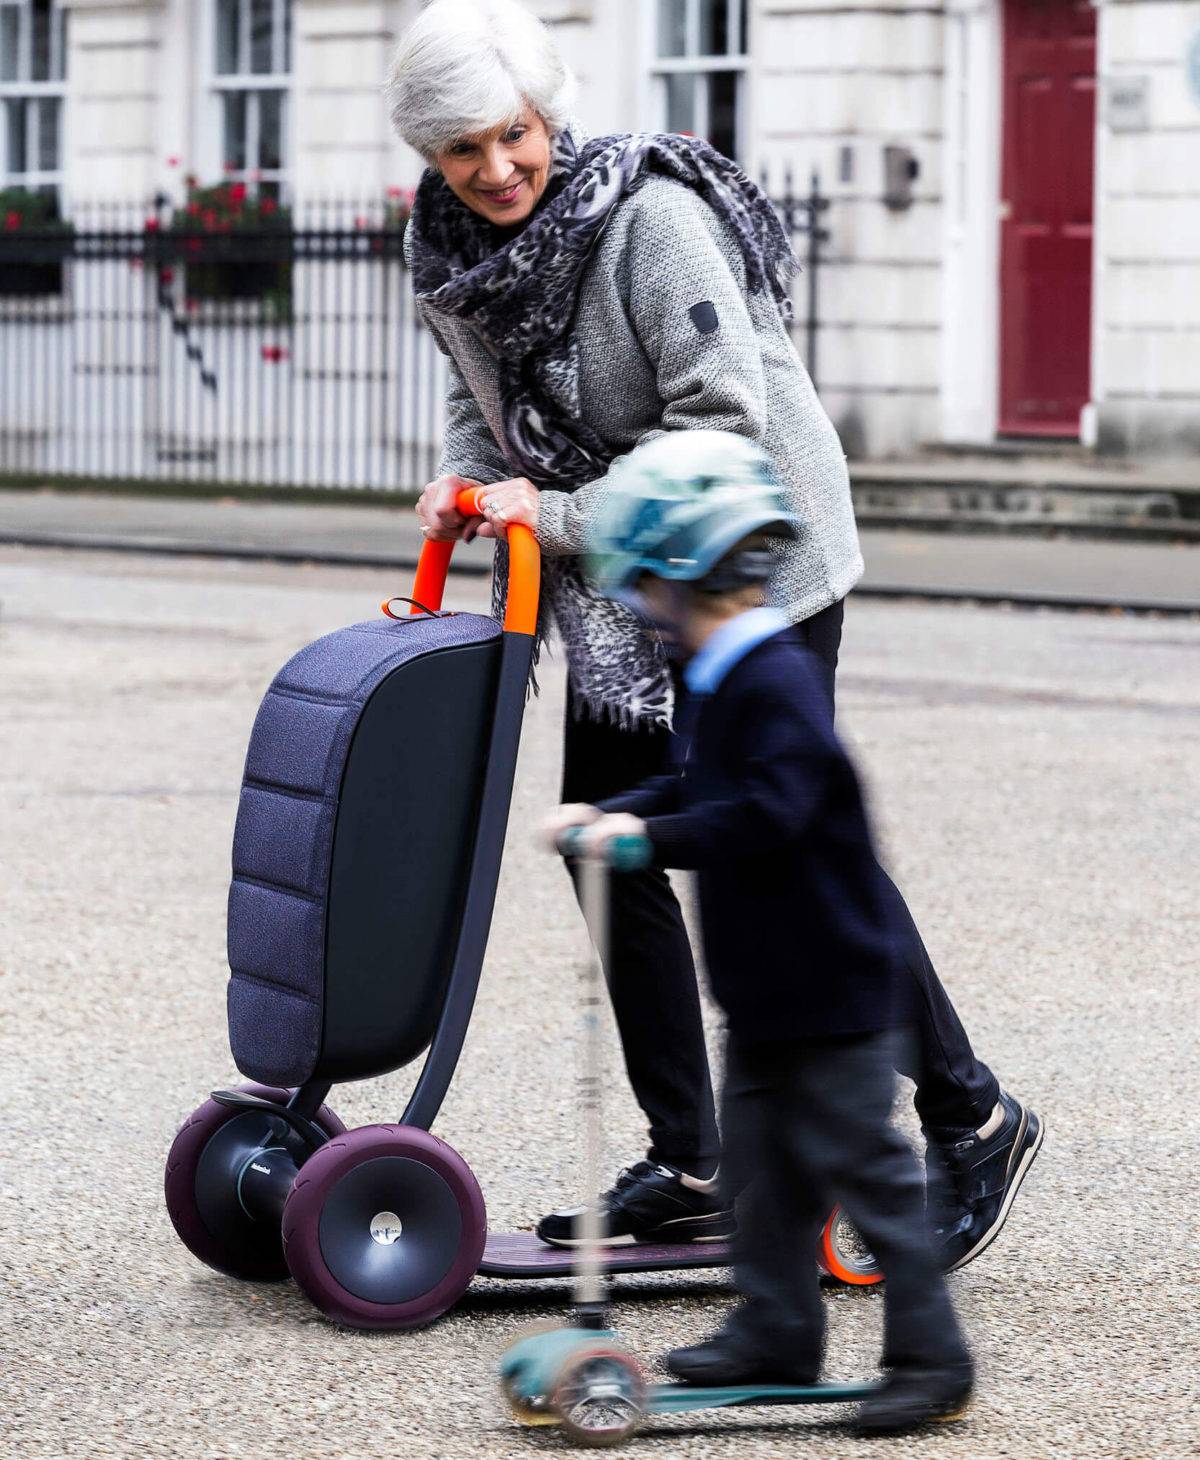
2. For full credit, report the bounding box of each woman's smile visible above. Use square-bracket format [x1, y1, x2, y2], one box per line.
[478, 178, 525, 208]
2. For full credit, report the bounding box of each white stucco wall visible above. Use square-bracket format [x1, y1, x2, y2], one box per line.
[752, 0, 946, 456]
[1090, 0, 1200, 456]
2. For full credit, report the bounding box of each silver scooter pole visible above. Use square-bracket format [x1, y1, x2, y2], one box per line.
[559, 829, 653, 1330]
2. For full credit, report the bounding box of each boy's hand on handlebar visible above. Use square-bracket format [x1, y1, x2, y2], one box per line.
[416, 474, 484, 543]
[541, 803, 600, 852]
[575, 813, 648, 859]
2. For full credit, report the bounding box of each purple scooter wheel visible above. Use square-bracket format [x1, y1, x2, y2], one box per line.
[282, 1124, 486, 1329]
[165, 1082, 346, 1281]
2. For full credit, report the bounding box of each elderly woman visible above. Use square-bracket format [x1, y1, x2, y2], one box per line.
[388, 0, 1041, 1265]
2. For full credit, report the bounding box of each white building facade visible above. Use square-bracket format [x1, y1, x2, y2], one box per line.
[3, 0, 1198, 461]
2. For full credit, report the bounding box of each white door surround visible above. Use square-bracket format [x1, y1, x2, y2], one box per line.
[940, 0, 1003, 445]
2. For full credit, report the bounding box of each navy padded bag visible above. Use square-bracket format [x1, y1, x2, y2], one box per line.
[226, 611, 503, 1087]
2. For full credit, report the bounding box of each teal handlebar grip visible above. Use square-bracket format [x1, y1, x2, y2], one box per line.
[608, 833, 653, 872]
[555, 827, 653, 871]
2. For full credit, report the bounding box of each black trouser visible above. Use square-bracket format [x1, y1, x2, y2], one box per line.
[560, 599, 1000, 1174]
[721, 1030, 970, 1369]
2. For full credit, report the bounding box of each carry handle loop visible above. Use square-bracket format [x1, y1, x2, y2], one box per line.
[396, 482, 541, 637]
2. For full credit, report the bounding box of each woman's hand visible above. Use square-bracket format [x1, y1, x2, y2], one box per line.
[476, 478, 539, 540]
[540, 803, 600, 853]
[415, 474, 484, 543]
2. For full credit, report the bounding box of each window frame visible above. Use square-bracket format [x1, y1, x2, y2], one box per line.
[649, 0, 749, 162]
[0, 0, 67, 194]
[204, 0, 291, 197]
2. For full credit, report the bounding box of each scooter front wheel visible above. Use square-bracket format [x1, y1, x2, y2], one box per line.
[818, 1204, 883, 1286]
[549, 1342, 647, 1449]
[282, 1123, 486, 1328]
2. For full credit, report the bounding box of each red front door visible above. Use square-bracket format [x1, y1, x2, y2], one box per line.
[998, 0, 1096, 436]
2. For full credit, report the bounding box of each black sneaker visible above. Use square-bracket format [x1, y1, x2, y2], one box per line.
[926, 1092, 1045, 1271]
[536, 1160, 734, 1248]
[853, 1361, 974, 1435]
[666, 1333, 820, 1388]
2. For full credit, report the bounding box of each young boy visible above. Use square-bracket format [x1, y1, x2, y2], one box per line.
[548, 430, 974, 1434]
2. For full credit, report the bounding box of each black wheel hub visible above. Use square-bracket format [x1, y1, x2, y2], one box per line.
[194, 1111, 307, 1271]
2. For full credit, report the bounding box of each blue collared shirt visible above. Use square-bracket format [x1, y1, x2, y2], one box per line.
[684, 606, 789, 696]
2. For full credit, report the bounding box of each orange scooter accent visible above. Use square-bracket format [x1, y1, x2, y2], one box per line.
[818, 1205, 884, 1287]
[388, 481, 541, 636]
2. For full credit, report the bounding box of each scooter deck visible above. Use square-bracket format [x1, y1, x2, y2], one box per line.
[478, 1231, 731, 1279]
[647, 1380, 879, 1415]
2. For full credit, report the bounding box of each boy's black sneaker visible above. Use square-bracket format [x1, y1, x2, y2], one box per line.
[926, 1091, 1045, 1272]
[853, 1362, 974, 1434]
[535, 1160, 734, 1247]
[666, 1333, 820, 1388]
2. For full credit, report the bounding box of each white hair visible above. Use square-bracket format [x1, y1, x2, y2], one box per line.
[387, 0, 577, 160]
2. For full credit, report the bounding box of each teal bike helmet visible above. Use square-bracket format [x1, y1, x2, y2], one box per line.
[589, 430, 798, 597]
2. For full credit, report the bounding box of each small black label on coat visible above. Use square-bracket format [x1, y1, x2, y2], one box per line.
[689, 301, 719, 335]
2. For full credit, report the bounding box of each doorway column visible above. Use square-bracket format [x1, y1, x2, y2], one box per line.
[939, 0, 1003, 445]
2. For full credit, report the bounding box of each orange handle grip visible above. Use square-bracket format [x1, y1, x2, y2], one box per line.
[402, 484, 541, 636]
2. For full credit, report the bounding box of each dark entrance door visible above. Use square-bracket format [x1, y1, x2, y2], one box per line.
[998, 0, 1096, 436]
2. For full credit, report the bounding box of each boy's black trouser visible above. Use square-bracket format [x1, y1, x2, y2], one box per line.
[560, 598, 1000, 1176]
[720, 1029, 970, 1370]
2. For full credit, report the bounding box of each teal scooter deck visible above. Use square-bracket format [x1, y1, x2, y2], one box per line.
[647, 1379, 878, 1414]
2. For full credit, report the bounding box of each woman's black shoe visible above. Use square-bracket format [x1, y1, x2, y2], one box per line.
[853, 1363, 974, 1434]
[536, 1159, 734, 1247]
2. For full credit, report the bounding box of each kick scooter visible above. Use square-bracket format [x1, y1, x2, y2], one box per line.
[500, 833, 879, 1447]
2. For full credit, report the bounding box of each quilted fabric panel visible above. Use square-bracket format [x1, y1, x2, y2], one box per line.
[226, 612, 503, 1085]
[231, 786, 332, 899]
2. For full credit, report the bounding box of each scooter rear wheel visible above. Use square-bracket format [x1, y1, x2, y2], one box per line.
[165, 1083, 346, 1281]
[818, 1204, 883, 1286]
[282, 1123, 486, 1328]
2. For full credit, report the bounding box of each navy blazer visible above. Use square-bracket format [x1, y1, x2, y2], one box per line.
[599, 629, 909, 1041]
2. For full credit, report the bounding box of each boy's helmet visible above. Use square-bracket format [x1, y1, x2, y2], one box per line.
[589, 430, 798, 594]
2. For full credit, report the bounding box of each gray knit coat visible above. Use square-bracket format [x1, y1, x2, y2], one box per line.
[410, 174, 863, 649]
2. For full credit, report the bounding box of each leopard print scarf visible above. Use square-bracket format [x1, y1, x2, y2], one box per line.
[409, 128, 795, 726]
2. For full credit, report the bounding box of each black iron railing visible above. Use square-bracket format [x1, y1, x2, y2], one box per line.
[0, 181, 829, 491]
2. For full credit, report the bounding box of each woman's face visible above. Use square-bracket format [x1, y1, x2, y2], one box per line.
[435, 108, 553, 227]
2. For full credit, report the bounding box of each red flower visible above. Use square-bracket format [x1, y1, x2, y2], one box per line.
[187, 202, 201, 217]
[230, 182, 247, 204]
[144, 215, 161, 232]
[260, 197, 278, 215]
[159, 267, 174, 285]
[261, 344, 289, 363]
[354, 215, 368, 229]
[167, 155, 180, 167]
[202, 209, 217, 230]
[4, 211, 19, 230]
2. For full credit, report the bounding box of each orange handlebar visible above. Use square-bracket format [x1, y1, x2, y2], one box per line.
[404, 484, 540, 636]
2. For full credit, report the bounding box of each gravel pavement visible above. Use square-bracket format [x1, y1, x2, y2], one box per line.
[1, 546, 1197, 1459]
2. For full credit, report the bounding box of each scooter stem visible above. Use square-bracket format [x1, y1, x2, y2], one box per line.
[575, 855, 609, 1327]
